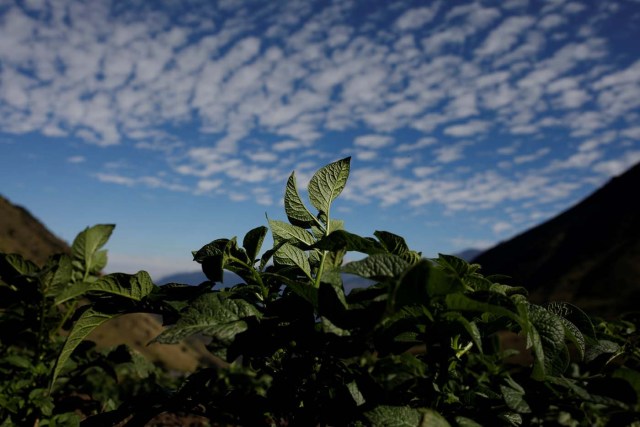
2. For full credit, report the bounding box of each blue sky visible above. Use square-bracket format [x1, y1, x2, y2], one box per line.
[1, 0, 639, 280]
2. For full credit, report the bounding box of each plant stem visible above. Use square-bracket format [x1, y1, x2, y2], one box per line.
[53, 300, 78, 338]
[314, 211, 331, 288]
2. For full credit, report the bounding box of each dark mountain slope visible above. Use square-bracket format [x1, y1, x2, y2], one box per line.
[0, 195, 69, 265]
[473, 162, 640, 318]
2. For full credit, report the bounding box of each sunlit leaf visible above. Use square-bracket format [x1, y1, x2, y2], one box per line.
[314, 230, 385, 255]
[71, 224, 115, 279]
[308, 156, 350, 216]
[42, 254, 72, 297]
[51, 308, 115, 388]
[269, 219, 315, 247]
[343, 254, 410, 281]
[153, 292, 261, 344]
[87, 271, 155, 301]
[284, 171, 318, 228]
[243, 226, 268, 263]
[365, 405, 450, 427]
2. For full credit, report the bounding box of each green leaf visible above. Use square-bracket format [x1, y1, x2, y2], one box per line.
[585, 339, 620, 363]
[321, 316, 350, 336]
[153, 292, 261, 344]
[557, 316, 586, 360]
[437, 254, 472, 276]
[545, 301, 596, 341]
[347, 381, 366, 406]
[71, 224, 115, 278]
[54, 281, 89, 304]
[365, 406, 450, 427]
[0, 253, 39, 278]
[500, 382, 531, 414]
[442, 312, 483, 354]
[489, 283, 527, 296]
[194, 238, 254, 282]
[307, 156, 350, 216]
[391, 260, 458, 309]
[28, 389, 54, 417]
[612, 367, 640, 405]
[342, 254, 410, 281]
[87, 271, 155, 301]
[42, 254, 73, 297]
[192, 238, 229, 282]
[527, 305, 566, 379]
[455, 417, 483, 427]
[284, 171, 318, 228]
[273, 243, 312, 280]
[51, 308, 115, 388]
[545, 376, 591, 400]
[242, 226, 268, 263]
[445, 292, 520, 322]
[2, 355, 32, 369]
[375, 230, 421, 263]
[269, 219, 315, 247]
[498, 412, 522, 426]
[313, 230, 386, 255]
[263, 272, 318, 306]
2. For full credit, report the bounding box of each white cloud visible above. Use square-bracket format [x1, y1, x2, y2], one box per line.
[450, 237, 493, 250]
[514, 147, 551, 164]
[475, 16, 535, 57]
[422, 28, 466, 54]
[538, 14, 566, 29]
[443, 120, 490, 137]
[593, 151, 640, 176]
[547, 150, 603, 171]
[578, 131, 616, 151]
[67, 155, 86, 163]
[95, 173, 135, 186]
[492, 221, 514, 234]
[355, 150, 377, 161]
[273, 140, 304, 152]
[564, 2, 586, 14]
[195, 179, 222, 194]
[247, 151, 279, 162]
[354, 134, 393, 149]
[593, 60, 640, 117]
[392, 157, 413, 169]
[394, 6, 439, 31]
[434, 144, 466, 163]
[557, 89, 591, 109]
[413, 166, 439, 178]
[96, 172, 189, 192]
[0, 0, 637, 223]
[502, 0, 529, 10]
[621, 127, 640, 140]
[396, 137, 437, 152]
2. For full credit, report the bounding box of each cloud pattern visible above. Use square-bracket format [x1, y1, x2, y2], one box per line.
[1, 0, 639, 241]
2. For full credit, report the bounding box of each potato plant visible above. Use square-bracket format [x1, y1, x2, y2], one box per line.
[2, 157, 640, 426]
[0, 226, 176, 426]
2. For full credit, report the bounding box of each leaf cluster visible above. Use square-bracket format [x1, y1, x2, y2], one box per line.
[3, 157, 640, 426]
[0, 226, 176, 426]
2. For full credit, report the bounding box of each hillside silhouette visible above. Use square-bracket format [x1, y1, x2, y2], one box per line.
[0, 195, 218, 371]
[0, 195, 69, 265]
[473, 162, 640, 318]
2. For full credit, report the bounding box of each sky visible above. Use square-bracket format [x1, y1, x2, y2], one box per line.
[1, 0, 639, 281]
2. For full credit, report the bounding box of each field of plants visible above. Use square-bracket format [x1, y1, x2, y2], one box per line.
[1, 157, 640, 426]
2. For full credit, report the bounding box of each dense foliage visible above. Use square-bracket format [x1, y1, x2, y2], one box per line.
[0, 225, 177, 426]
[2, 157, 640, 426]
